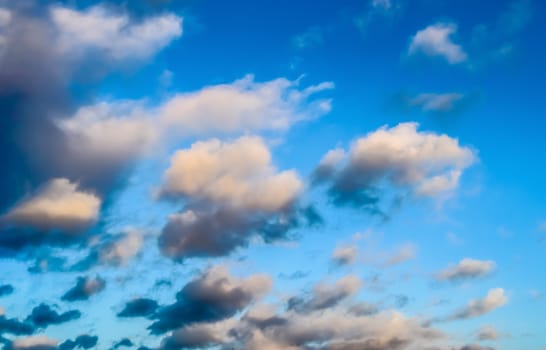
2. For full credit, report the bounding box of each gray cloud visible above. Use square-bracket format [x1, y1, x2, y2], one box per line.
[0, 284, 14, 297]
[435, 258, 496, 283]
[117, 298, 159, 318]
[448, 288, 508, 320]
[149, 265, 271, 334]
[58, 335, 98, 350]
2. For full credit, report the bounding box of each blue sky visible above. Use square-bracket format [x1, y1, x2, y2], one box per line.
[0, 0, 545, 349]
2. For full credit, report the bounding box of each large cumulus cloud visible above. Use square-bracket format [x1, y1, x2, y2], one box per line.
[157, 136, 315, 259]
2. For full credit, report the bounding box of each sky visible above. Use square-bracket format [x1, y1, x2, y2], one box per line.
[0, 0, 545, 349]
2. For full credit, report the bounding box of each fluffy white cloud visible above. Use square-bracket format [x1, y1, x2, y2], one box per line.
[58, 101, 158, 164]
[50, 4, 182, 61]
[409, 92, 464, 112]
[314, 122, 476, 209]
[409, 23, 467, 64]
[450, 288, 508, 320]
[159, 75, 333, 135]
[159, 136, 302, 212]
[2, 178, 100, 232]
[435, 258, 496, 282]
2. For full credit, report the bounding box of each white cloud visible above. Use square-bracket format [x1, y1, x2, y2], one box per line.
[58, 101, 158, 164]
[50, 4, 182, 61]
[159, 136, 303, 212]
[409, 93, 464, 112]
[409, 23, 467, 64]
[450, 288, 508, 320]
[3, 178, 100, 231]
[435, 258, 496, 282]
[315, 122, 476, 207]
[159, 75, 333, 136]
[292, 26, 323, 49]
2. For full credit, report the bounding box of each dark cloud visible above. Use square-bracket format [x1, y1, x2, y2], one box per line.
[149, 266, 270, 334]
[61, 276, 106, 302]
[117, 298, 158, 318]
[0, 284, 14, 297]
[25, 303, 81, 328]
[111, 338, 133, 349]
[0, 316, 34, 335]
[460, 345, 495, 350]
[59, 335, 98, 350]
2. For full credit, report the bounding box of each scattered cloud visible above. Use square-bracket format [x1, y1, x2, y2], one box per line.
[448, 288, 508, 320]
[0, 284, 14, 297]
[476, 325, 500, 341]
[62, 276, 106, 302]
[314, 122, 476, 213]
[409, 23, 467, 64]
[435, 258, 496, 283]
[118, 298, 159, 318]
[332, 246, 359, 266]
[408, 93, 465, 113]
[25, 303, 81, 329]
[384, 243, 417, 266]
[4, 336, 58, 350]
[149, 265, 271, 334]
[58, 334, 98, 350]
[288, 275, 362, 313]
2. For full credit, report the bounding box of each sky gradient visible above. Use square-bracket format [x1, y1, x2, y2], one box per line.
[0, 0, 545, 349]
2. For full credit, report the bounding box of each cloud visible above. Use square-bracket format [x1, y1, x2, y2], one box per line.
[149, 265, 271, 334]
[384, 243, 417, 266]
[0, 2, 182, 228]
[0, 284, 14, 297]
[314, 122, 476, 212]
[409, 23, 467, 64]
[459, 345, 495, 350]
[476, 325, 500, 341]
[58, 335, 98, 350]
[435, 258, 496, 283]
[112, 338, 133, 349]
[332, 246, 359, 266]
[449, 288, 508, 320]
[288, 275, 362, 313]
[4, 336, 57, 350]
[159, 318, 238, 350]
[62, 276, 106, 302]
[159, 75, 333, 136]
[51, 4, 182, 62]
[182, 303, 444, 350]
[118, 298, 159, 318]
[2, 178, 100, 234]
[25, 303, 81, 328]
[0, 315, 34, 336]
[408, 93, 465, 113]
[157, 136, 314, 259]
[292, 26, 323, 49]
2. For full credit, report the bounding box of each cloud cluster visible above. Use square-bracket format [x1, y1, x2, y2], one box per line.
[435, 258, 496, 283]
[314, 122, 476, 212]
[409, 22, 467, 64]
[158, 136, 312, 259]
